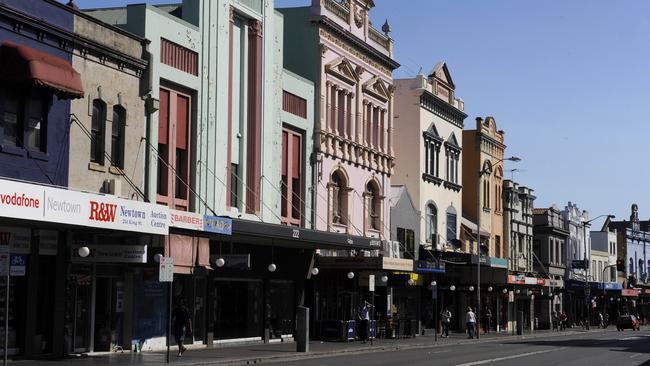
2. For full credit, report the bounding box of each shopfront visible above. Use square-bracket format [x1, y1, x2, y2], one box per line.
[208, 219, 380, 344]
[0, 178, 170, 357]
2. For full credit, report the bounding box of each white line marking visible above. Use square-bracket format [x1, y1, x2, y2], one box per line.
[621, 336, 643, 341]
[454, 348, 566, 366]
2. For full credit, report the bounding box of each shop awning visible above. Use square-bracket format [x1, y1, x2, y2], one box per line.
[166, 234, 210, 274]
[0, 41, 83, 99]
[231, 219, 382, 251]
[461, 216, 490, 237]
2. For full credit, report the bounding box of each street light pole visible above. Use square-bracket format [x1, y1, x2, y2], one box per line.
[476, 156, 520, 340]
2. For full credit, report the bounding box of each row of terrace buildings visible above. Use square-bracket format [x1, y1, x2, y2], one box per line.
[0, 0, 646, 359]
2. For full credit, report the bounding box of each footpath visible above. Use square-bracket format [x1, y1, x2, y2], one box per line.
[19, 328, 607, 366]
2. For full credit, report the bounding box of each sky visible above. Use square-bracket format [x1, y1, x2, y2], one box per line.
[71, 0, 650, 222]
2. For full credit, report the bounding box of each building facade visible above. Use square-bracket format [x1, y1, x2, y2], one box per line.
[532, 205, 568, 329]
[503, 180, 535, 273]
[561, 202, 591, 281]
[462, 117, 506, 258]
[392, 63, 466, 252]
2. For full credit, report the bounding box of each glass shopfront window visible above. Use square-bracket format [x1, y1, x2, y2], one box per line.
[213, 278, 263, 340]
[267, 280, 295, 338]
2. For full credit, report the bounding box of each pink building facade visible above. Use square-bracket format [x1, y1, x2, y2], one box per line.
[296, 0, 399, 242]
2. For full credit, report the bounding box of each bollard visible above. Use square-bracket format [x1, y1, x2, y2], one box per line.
[517, 311, 524, 335]
[296, 306, 309, 353]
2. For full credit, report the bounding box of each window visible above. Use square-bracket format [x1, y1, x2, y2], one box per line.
[366, 181, 381, 231]
[230, 163, 239, 207]
[26, 92, 46, 152]
[2, 89, 50, 152]
[157, 87, 192, 211]
[630, 258, 634, 275]
[495, 235, 502, 258]
[639, 259, 644, 276]
[482, 179, 491, 209]
[281, 128, 303, 226]
[425, 203, 437, 243]
[111, 106, 126, 168]
[445, 150, 459, 184]
[446, 207, 457, 242]
[91, 99, 106, 164]
[424, 140, 440, 177]
[331, 170, 347, 225]
[397, 227, 415, 259]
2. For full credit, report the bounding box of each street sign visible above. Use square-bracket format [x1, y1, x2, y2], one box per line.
[159, 257, 174, 282]
[584, 287, 591, 296]
[9, 255, 25, 277]
[508, 291, 515, 303]
[369, 275, 375, 292]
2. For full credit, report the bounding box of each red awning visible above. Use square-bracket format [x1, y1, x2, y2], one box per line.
[0, 41, 83, 99]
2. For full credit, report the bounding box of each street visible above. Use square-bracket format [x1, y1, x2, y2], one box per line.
[279, 329, 650, 366]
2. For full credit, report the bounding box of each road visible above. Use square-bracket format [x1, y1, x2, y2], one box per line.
[278, 329, 650, 366]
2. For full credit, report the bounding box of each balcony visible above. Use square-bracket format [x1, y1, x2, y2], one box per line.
[323, 0, 350, 23]
[368, 26, 390, 50]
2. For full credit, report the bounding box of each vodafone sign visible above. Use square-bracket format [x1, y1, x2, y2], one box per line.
[0, 178, 169, 235]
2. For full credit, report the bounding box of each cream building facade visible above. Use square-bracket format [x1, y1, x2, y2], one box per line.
[393, 63, 467, 250]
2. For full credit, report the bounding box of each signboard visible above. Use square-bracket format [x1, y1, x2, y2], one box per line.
[470, 254, 491, 266]
[572, 260, 587, 270]
[170, 210, 204, 231]
[0, 226, 31, 254]
[159, 256, 174, 282]
[203, 216, 232, 235]
[318, 256, 381, 270]
[369, 274, 375, 292]
[71, 244, 148, 263]
[508, 290, 514, 302]
[382, 258, 414, 272]
[508, 274, 525, 285]
[9, 254, 26, 277]
[0, 252, 8, 276]
[415, 260, 445, 273]
[211, 254, 251, 270]
[489, 257, 508, 269]
[584, 287, 591, 296]
[37, 230, 58, 255]
[621, 289, 639, 297]
[0, 178, 169, 235]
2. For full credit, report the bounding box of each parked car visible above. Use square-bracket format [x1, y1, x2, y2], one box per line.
[616, 315, 640, 331]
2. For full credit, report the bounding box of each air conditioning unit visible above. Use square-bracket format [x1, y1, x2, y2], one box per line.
[103, 179, 121, 196]
[381, 240, 401, 259]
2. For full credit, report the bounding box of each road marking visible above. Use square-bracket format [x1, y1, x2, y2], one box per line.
[454, 348, 566, 366]
[621, 336, 644, 340]
[630, 353, 642, 358]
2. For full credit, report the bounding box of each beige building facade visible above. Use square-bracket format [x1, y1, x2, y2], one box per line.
[393, 62, 467, 250]
[69, 13, 149, 198]
[462, 117, 506, 257]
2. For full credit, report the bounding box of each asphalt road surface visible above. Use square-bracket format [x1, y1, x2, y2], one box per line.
[278, 329, 650, 366]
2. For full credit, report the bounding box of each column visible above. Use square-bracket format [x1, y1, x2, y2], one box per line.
[332, 87, 340, 136]
[381, 108, 388, 153]
[246, 19, 263, 215]
[349, 92, 355, 140]
[388, 87, 394, 157]
[325, 81, 332, 132]
[342, 90, 349, 140]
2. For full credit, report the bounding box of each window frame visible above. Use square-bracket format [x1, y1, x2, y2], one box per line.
[0, 87, 51, 156]
[111, 105, 126, 169]
[281, 126, 304, 227]
[90, 99, 107, 165]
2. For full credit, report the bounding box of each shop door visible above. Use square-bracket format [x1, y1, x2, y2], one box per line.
[267, 280, 295, 338]
[213, 279, 263, 340]
[93, 277, 123, 352]
[69, 271, 93, 353]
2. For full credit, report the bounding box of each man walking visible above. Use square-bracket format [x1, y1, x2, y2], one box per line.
[171, 298, 192, 357]
[466, 307, 477, 339]
[440, 307, 452, 338]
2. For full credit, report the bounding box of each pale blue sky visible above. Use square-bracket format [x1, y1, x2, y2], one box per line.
[72, 0, 650, 222]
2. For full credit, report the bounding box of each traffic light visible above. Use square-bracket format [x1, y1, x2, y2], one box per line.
[616, 258, 625, 272]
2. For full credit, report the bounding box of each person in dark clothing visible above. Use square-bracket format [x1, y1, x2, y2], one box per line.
[171, 298, 192, 357]
[482, 307, 492, 334]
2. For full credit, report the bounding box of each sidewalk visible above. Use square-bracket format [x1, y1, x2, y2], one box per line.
[18, 328, 605, 366]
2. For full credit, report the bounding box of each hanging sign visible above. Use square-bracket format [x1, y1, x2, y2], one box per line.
[159, 257, 174, 282]
[369, 274, 375, 292]
[71, 244, 148, 263]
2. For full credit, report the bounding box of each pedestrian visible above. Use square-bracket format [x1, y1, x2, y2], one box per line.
[171, 298, 192, 357]
[466, 307, 477, 339]
[551, 311, 559, 331]
[440, 307, 452, 338]
[597, 311, 604, 328]
[358, 300, 372, 343]
[559, 311, 567, 331]
[482, 306, 492, 334]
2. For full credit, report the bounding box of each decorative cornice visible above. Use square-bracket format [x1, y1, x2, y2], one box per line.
[444, 181, 462, 192]
[314, 16, 399, 70]
[420, 90, 466, 128]
[0, 5, 148, 73]
[422, 173, 443, 186]
[423, 131, 443, 143]
[444, 141, 461, 152]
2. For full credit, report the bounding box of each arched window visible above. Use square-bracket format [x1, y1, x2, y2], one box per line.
[639, 259, 644, 275]
[425, 203, 437, 243]
[331, 170, 348, 225]
[91, 99, 106, 164]
[366, 181, 381, 230]
[630, 258, 635, 275]
[111, 105, 126, 169]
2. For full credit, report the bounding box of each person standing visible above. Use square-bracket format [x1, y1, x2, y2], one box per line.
[559, 311, 568, 331]
[440, 307, 452, 338]
[551, 311, 559, 331]
[358, 301, 372, 343]
[482, 306, 492, 334]
[171, 298, 192, 357]
[466, 307, 477, 339]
